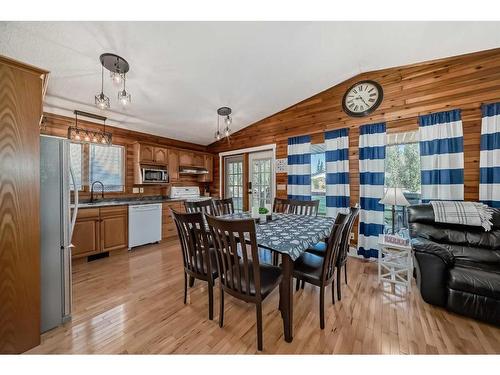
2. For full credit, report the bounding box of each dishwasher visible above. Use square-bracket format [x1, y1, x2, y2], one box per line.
[128, 204, 162, 249]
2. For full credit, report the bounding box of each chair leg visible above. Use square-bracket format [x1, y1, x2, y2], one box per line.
[320, 286, 325, 330]
[295, 278, 300, 291]
[189, 275, 195, 288]
[219, 287, 224, 328]
[331, 279, 335, 305]
[183, 272, 188, 304]
[256, 302, 263, 351]
[344, 264, 348, 284]
[301, 280, 305, 289]
[208, 282, 214, 320]
[337, 267, 342, 301]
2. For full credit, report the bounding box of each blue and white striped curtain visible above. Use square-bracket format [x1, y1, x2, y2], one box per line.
[325, 128, 350, 217]
[418, 109, 464, 203]
[358, 123, 386, 259]
[480, 102, 500, 208]
[287, 135, 311, 201]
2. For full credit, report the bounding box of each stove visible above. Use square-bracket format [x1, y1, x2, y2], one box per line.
[169, 186, 211, 201]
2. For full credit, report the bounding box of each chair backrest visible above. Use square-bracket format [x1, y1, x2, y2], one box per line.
[322, 213, 348, 282]
[213, 197, 234, 216]
[206, 215, 262, 301]
[289, 199, 319, 216]
[273, 197, 291, 213]
[337, 206, 360, 265]
[171, 209, 213, 279]
[184, 199, 218, 216]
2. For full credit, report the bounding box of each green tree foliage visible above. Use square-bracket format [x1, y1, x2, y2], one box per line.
[385, 143, 421, 192]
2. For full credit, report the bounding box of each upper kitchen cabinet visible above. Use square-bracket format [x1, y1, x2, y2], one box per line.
[139, 144, 154, 163]
[134, 142, 168, 165]
[168, 149, 180, 182]
[154, 147, 168, 165]
[198, 154, 213, 182]
[179, 150, 194, 166]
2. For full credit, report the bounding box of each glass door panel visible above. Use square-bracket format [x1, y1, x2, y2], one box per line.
[224, 155, 244, 211]
[249, 151, 273, 209]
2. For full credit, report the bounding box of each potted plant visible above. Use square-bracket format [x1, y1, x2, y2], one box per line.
[259, 207, 269, 223]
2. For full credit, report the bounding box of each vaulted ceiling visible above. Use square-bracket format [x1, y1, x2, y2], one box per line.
[1, 21, 499, 145]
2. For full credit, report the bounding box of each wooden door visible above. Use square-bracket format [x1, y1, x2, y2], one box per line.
[140, 144, 154, 163]
[192, 153, 204, 167]
[168, 149, 180, 182]
[100, 206, 128, 252]
[0, 57, 47, 353]
[154, 147, 168, 164]
[179, 151, 193, 166]
[72, 217, 100, 258]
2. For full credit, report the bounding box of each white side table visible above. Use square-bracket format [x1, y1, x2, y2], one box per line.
[377, 234, 412, 292]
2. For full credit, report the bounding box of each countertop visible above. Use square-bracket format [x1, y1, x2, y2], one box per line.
[73, 196, 212, 209]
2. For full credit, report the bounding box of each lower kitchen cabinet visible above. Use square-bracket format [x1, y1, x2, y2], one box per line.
[72, 206, 128, 259]
[162, 201, 184, 240]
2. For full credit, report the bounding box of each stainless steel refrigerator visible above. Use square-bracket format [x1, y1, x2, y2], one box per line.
[40, 136, 79, 332]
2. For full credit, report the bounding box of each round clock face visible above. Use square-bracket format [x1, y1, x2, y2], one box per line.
[342, 80, 383, 117]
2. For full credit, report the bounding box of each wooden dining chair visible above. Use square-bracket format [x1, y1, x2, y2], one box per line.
[213, 197, 234, 216]
[289, 199, 319, 216]
[206, 215, 283, 351]
[306, 207, 360, 300]
[273, 197, 291, 213]
[171, 209, 218, 320]
[184, 199, 218, 216]
[292, 213, 347, 329]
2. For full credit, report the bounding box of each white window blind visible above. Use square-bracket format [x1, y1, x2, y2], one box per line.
[69, 143, 83, 191]
[90, 144, 125, 192]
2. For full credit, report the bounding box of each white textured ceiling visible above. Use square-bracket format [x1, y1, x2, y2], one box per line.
[1, 21, 500, 145]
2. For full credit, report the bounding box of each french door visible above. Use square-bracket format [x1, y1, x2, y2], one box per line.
[248, 151, 274, 209]
[224, 155, 244, 211]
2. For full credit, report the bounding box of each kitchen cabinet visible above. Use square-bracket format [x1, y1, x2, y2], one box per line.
[179, 150, 193, 166]
[139, 144, 154, 163]
[154, 147, 168, 165]
[162, 201, 184, 240]
[168, 149, 180, 182]
[72, 208, 100, 258]
[198, 154, 213, 182]
[192, 153, 204, 167]
[72, 206, 128, 259]
[100, 206, 128, 252]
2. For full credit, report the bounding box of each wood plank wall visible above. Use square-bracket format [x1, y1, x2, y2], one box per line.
[41, 113, 213, 199]
[208, 48, 500, 210]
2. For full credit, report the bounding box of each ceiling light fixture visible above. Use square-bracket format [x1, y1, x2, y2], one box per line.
[68, 110, 112, 145]
[215, 107, 232, 140]
[95, 53, 131, 110]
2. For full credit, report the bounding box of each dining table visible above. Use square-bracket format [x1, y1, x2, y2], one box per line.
[218, 212, 336, 342]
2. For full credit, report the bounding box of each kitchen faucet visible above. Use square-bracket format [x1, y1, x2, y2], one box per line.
[90, 181, 105, 203]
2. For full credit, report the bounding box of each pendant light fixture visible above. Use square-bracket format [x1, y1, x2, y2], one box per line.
[215, 107, 232, 140]
[67, 110, 112, 145]
[95, 53, 131, 110]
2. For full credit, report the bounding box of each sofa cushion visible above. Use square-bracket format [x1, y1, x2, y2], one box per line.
[448, 244, 500, 272]
[448, 267, 500, 300]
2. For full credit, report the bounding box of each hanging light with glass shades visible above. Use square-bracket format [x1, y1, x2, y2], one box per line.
[95, 53, 131, 110]
[67, 110, 112, 145]
[215, 107, 232, 140]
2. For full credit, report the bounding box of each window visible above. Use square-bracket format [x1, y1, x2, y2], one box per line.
[69, 143, 83, 191]
[311, 143, 326, 215]
[384, 131, 421, 233]
[89, 144, 125, 192]
[225, 156, 244, 211]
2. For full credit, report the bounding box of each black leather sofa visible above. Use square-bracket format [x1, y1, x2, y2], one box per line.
[408, 204, 500, 326]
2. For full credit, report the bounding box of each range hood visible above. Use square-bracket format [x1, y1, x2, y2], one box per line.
[179, 166, 209, 175]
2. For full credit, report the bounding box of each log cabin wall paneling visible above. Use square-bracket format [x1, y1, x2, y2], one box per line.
[208, 48, 500, 209]
[41, 113, 214, 199]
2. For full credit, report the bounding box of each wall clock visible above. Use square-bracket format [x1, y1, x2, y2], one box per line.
[342, 80, 383, 117]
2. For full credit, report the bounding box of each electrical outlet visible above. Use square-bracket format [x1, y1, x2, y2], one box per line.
[139, 187, 144, 193]
[350, 233, 355, 240]
[133, 187, 139, 194]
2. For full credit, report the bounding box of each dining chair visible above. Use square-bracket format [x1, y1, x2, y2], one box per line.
[171, 209, 218, 320]
[292, 213, 347, 329]
[306, 206, 360, 300]
[213, 197, 234, 216]
[289, 199, 319, 216]
[206, 215, 283, 351]
[184, 199, 218, 216]
[273, 197, 291, 213]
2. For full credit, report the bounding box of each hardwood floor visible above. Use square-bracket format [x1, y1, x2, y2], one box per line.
[27, 240, 500, 354]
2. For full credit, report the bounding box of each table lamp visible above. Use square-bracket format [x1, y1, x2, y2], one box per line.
[379, 187, 410, 234]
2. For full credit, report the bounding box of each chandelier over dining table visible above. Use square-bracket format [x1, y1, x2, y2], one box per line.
[95, 53, 131, 110]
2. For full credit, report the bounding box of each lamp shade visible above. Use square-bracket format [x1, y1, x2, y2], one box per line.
[379, 187, 410, 206]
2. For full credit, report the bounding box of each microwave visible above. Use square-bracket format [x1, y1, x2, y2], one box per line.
[141, 167, 169, 183]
